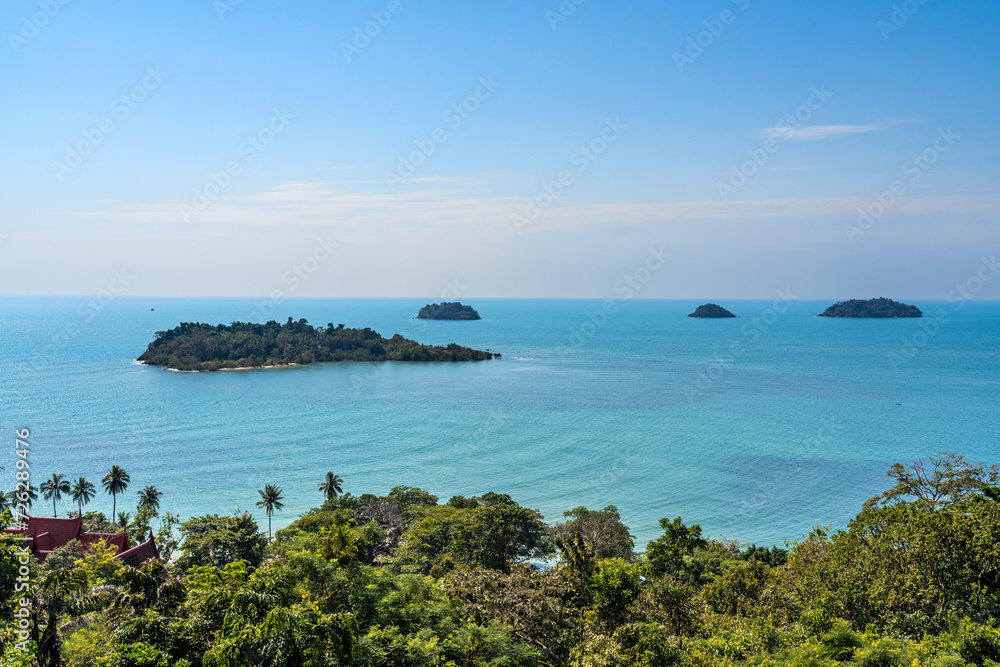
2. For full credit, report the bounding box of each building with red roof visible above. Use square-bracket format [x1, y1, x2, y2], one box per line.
[4, 514, 159, 565]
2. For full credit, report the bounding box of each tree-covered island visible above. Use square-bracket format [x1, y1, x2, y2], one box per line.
[688, 303, 737, 318]
[819, 298, 923, 318]
[417, 302, 482, 320]
[137, 318, 498, 371]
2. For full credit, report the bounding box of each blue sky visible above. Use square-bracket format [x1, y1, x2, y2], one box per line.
[1, 0, 997, 298]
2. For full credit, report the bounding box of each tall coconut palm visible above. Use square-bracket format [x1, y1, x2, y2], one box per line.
[255, 484, 284, 539]
[40, 473, 71, 517]
[318, 472, 344, 501]
[137, 485, 162, 512]
[102, 466, 131, 524]
[71, 477, 96, 517]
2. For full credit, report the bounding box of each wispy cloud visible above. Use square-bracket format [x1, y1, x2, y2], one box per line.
[72, 181, 1000, 236]
[760, 123, 888, 141]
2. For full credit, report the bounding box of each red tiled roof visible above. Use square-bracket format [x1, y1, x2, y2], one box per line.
[118, 532, 160, 568]
[9, 515, 153, 565]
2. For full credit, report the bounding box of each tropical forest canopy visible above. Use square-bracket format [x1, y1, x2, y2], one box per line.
[818, 298, 923, 318]
[137, 318, 497, 371]
[688, 304, 737, 318]
[416, 302, 482, 320]
[3, 452, 1000, 666]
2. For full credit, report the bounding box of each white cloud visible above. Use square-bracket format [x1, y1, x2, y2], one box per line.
[760, 123, 887, 141]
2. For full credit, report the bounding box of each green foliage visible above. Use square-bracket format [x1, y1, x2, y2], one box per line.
[416, 301, 482, 320]
[138, 318, 496, 370]
[553, 506, 636, 561]
[646, 516, 708, 579]
[393, 495, 552, 574]
[175, 513, 267, 571]
[41, 539, 84, 572]
[10, 454, 1000, 667]
[818, 298, 922, 318]
[591, 559, 643, 628]
[865, 453, 1000, 510]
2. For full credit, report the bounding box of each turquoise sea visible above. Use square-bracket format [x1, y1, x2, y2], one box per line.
[1, 296, 998, 547]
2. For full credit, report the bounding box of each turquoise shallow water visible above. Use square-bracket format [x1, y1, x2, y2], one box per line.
[1, 296, 998, 547]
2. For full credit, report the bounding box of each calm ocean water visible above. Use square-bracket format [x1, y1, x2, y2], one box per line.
[1, 296, 998, 547]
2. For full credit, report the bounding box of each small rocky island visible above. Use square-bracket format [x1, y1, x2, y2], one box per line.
[138, 318, 498, 371]
[417, 302, 481, 320]
[819, 298, 922, 318]
[688, 303, 737, 318]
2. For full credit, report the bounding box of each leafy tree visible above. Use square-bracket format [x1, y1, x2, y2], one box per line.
[386, 485, 439, 517]
[317, 472, 344, 501]
[394, 494, 552, 574]
[40, 473, 70, 517]
[41, 539, 84, 572]
[155, 512, 182, 563]
[176, 513, 267, 571]
[645, 516, 708, 579]
[701, 559, 774, 617]
[864, 452, 1000, 509]
[256, 484, 284, 539]
[590, 558, 643, 628]
[102, 466, 131, 523]
[552, 505, 635, 560]
[446, 564, 582, 666]
[70, 477, 96, 517]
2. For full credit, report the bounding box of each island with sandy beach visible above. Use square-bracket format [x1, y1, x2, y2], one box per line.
[138, 317, 498, 371]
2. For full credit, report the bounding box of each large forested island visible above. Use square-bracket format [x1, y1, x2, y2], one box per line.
[819, 297, 923, 318]
[417, 302, 482, 320]
[137, 318, 497, 371]
[688, 303, 737, 318]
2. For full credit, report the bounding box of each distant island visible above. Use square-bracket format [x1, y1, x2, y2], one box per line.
[688, 303, 737, 318]
[819, 298, 922, 318]
[137, 318, 498, 371]
[417, 302, 481, 320]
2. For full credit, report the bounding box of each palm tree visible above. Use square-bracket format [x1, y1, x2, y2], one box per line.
[40, 473, 71, 516]
[255, 484, 284, 539]
[71, 477, 96, 517]
[102, 466, 131, 524]
[117, 511, 131, 529]
[318, 472, 343, 501]
[7, 485, 38, 512]
[137, 485, 163, 512]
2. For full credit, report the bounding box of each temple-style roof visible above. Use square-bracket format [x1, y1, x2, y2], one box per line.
[4, 515, 157, 567]
[118, 531, 161, 568]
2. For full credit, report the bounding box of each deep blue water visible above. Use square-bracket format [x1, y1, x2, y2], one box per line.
[1, 296, 998, 547]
